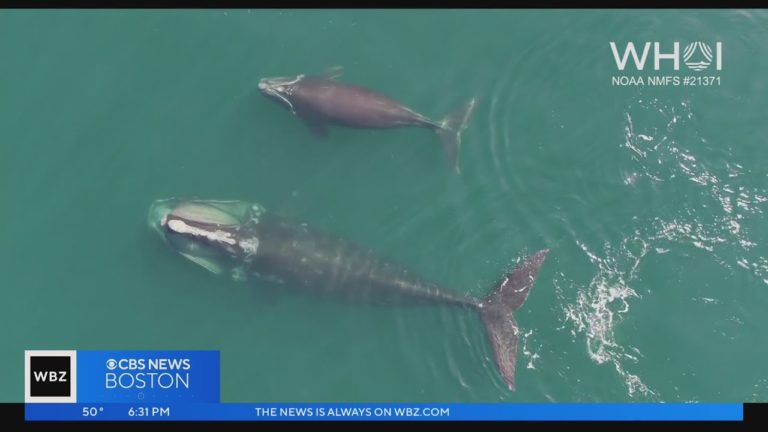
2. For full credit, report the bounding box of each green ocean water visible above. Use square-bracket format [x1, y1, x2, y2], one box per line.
[2, 9, 768, 403]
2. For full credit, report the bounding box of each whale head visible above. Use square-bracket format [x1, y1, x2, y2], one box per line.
[148, 199, 264, 277]
[257, 74, 305, 113]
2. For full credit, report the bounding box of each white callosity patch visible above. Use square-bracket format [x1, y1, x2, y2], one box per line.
[259, 77, 302, 114]
[166, 219, 237, 246]
[249, 204, 265, 224]
[251, 204, 265, 215]
[239, 237, 260, 256]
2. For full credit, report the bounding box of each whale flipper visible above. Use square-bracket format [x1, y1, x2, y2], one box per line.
[302, 117, 329, 138]
[313, 65, 345, 81]
[478, 249, 549, 391]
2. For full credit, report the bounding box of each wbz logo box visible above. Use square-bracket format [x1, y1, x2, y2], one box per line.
[25, 351, 77, 403]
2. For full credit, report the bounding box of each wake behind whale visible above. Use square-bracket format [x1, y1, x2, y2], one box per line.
[148, 198, 548, 391]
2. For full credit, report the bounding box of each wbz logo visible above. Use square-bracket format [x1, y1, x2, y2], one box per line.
[610, 41, 723, 71]
[25, 350, 77, 403]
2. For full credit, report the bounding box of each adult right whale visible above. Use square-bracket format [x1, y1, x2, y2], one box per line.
[258, 67, 477, 173]
[148, 198, 549, 391]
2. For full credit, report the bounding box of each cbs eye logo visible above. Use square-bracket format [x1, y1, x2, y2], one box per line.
[25, 351, 77, 403]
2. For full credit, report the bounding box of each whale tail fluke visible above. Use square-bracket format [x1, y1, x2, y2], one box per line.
[436, 98, 477, 174]
[477, 249, 549, 391]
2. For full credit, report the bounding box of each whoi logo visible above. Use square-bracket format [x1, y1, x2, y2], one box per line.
[610, 41, 722, 87]
[683, 42, 715, 71]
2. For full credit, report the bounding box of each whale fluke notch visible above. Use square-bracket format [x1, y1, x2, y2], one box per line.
[149, 198, 549, 391]
[436, 98, 478, 174]
[478, 249, 549, 391]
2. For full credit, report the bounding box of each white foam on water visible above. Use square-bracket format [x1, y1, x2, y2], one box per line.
[622, 100, 768, 286]
[558, 237, 657, 399]
[555, 99, 767, 399]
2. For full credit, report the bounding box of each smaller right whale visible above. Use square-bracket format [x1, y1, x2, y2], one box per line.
[258, 67, 478, 173]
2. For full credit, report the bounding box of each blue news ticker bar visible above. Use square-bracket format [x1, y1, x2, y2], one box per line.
[25, 403, 744, 421]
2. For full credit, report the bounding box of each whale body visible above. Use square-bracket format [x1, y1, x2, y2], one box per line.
[148, 198, 549, 391]
[258, 67, 477, 173]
